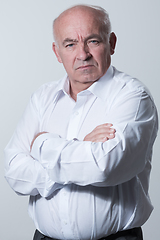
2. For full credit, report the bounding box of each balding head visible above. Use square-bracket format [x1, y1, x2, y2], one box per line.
[53, 5, 112, 46]
[52, 4, 116, 95]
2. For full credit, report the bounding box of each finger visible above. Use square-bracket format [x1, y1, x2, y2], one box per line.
[95, 123, 113, 130]
[102, 136, 109, 142]
[107, 133, 115, 139]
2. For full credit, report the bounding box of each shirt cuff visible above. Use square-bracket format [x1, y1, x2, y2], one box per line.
[31, 133, 60, 161]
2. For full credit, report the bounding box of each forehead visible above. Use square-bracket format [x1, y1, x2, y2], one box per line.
[55, 9, 101, 42]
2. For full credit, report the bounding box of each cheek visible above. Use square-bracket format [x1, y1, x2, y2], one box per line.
[96, 52, 108, 67]
[61, 55, 75, 72]
[92, 47, 108, 61]
[96, 51, 110, 72]
[101, 48, 110, 61]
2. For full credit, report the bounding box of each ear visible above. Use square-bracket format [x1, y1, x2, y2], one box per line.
[52, 42, 63, 63]
[109, 32, 117, 55]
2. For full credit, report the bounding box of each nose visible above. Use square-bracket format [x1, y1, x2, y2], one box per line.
[76, 44, 92, 61]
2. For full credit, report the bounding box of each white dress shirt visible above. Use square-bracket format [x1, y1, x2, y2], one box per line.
[5, 66, 158, 240]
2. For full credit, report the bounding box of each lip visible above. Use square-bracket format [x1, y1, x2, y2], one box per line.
[76, 65, 94, 70]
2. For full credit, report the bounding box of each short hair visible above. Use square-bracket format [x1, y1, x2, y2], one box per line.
[53, 4, 112, 45]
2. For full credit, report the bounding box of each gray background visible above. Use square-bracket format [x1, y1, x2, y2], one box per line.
[0, 0, 159, 239]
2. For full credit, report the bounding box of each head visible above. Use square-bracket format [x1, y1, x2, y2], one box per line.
[52, 5, 117, 94]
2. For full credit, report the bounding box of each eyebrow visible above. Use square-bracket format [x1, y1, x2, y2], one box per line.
[85, 34, 102, 42]
[62, 38, 78, 46]
[62, 34, 102, 46]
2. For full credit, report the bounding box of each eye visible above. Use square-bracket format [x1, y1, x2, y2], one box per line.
[65, 43, 75, 48]
[88, 39, 100, 45]
[91, 40, 99, 44]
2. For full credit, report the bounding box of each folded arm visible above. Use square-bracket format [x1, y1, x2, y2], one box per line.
[4, 86, 158, 197]
[4, 94, 63, 197]
[30, 89, 158, 187]
[4, 91, 115, 197]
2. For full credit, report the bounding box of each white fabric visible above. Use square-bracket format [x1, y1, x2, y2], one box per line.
[4, 66, 158, 240]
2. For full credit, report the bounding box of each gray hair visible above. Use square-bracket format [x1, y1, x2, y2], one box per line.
[53, 4, 112, 45]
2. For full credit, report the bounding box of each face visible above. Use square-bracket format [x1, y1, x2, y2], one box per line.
[53, 8, 116, 93]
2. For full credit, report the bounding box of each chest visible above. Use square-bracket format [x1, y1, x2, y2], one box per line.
[40, 93, 108, 140]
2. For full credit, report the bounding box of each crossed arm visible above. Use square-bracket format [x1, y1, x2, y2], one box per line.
[5, 83, 158, 197]
[30, 123, 116, 151]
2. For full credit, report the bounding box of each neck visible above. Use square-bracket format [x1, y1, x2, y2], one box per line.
[69, 80, 96, 101]
[70, 88, 77, 101]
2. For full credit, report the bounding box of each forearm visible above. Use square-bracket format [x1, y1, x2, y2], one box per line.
[4, 143, 63, 197]
[30, 90, 158, 187]
[30, 122, 152, 187]
[5, 85, 158, 192]
[4, 93, 63, 197]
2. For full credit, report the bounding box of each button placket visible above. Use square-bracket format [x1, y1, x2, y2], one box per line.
[59, 187, 73, 238]
[67, 96, 86, 140]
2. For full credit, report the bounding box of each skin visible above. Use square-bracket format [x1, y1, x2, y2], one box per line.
[84, 124, 116, 143]
[52, 6, 116, 100]
[30, 6, 116, 149]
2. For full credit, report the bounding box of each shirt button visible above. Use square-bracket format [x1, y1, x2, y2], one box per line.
[75, 112, 79, 116]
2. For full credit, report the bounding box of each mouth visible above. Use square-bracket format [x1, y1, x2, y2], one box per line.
[76, 65, 94, 70]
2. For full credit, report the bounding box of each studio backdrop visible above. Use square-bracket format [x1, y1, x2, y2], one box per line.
[0, 0, 159, 239]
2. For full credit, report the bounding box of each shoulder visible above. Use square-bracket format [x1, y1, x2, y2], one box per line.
[28, 76, 66, 114]
[31, 76, 65, 103]
[33, 78, 63, 97]
[112, 67, 152, 98]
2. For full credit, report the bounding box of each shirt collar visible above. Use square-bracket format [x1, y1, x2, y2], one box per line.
[53, 74, 70, 96]
[88, 65, 114, 101]
[54, 65, 114, 101]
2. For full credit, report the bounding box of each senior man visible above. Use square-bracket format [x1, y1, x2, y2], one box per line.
[5, 4, 158, 240]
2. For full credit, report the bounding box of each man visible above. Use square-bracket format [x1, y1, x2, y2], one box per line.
[4, 4, 158, 240]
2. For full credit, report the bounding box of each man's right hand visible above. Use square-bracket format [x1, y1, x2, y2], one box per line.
[83, 123, 116, 143]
